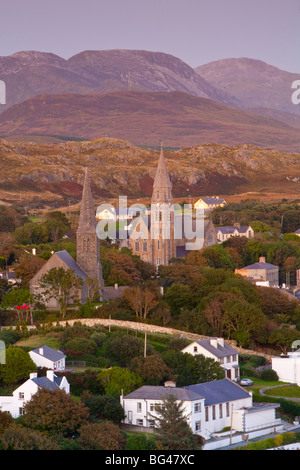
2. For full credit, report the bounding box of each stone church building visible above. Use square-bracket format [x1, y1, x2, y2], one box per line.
[30, 168, 105, 307]
[125, 147, 217, 266]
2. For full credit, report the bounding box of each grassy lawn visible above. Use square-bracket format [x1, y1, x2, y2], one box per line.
[15, 334, 60, 350]
[263, 385, 300, 398]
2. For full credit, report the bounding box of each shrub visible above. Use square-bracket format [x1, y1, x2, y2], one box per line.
[260, 369, 279, 381]
[64, 338, 97, 356]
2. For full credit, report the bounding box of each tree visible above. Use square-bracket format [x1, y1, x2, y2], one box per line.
[104, 333, 153, 367]
[222, 299, 267, 347]
[0, 423, 59, 450]
[44, 211, 71, 242]
[97, 367, 143, 396]
[152, 394, 201, 450]
[268, 328, 300, 355]
[162, 351, 225, 387]
[130, 354, 171, 385]
[22, 388, 89, 436]
[123, 286, 158, 319]
[1, 288, 33, 322]
[81, 394, 125, 424]
[40, 267, 83, 318]
[77, 421, 125, 450]
[14, 256, 46, 288]
[0, 345, 37, 384]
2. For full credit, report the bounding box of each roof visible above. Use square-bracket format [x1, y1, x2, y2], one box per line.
[123, 385, 204, 402]
[123, 379, 251, 405]
[186, 379, 251, 406]
[31, 376, 62, 391]
[198, 197, 226, 205]
[55, 250, 88, 280]
[103, 285, 128, 300]
[191, 338, 238, 358]
[243, 261, 278, 270]
[31, 344, 66, 362]
[217, 226, 251, 235]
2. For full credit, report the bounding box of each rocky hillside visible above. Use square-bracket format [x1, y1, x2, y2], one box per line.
[195, 57, 300, 116]
[0, 49, 235, 114]
[0, 91, 299, 152]
[1, 137, 300, 207]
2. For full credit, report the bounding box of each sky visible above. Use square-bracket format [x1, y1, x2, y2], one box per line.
[1, 0, 300, 72]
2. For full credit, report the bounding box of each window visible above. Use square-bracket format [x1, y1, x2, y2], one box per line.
[136, 419, 143, 426]
[193, 346, 198, 353]
[220, 357, 224, 364]
[128, 411, 133, 423]
[156, 259, 161, 266]
[219, 404, 223, 419]
[143, 240, 147, 252]
[194, 402, 201, 413]
[19, 392, 24, 400]
[205, 406, 209, 422]
[157, 240, 160, 249]
[137, 402, 142, 413]
[148, 419, 155, 428]
[226, 402, 230, 417]
[233, 354, 237, 362]
[19, 407, 25, 416]
[212, 405, 216, 420]
[150, 403, 162, 412]
[195, 421, 201, 432]
[135, 240, 139, 252]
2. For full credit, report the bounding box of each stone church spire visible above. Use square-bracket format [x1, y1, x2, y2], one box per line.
[151, 145, 173, 204]
[76, 167, 104, 297]
[150, 147, 176, 266]
[77, 167, 97, 233]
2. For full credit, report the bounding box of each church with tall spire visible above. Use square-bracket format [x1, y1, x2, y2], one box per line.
[127, 147, 218, 266]
[30, 167, 105, 307]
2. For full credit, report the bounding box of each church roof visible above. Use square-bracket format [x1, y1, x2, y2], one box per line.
[77, 167, 97, 233]
[151, 148, 173, 204]
[55, 250, 88, 280]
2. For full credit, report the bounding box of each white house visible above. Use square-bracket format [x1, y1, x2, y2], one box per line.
[29, 345, 66, 371]
[217, 224, 254, 243]
[120, 379, 281, 442]
[0, 370, 70, 418]
[272, 351, 300, 386]
[181, 338, 240, 381]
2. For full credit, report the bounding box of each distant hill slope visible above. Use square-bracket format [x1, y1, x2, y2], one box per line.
[195, 57, 300, 116]
[1, 137, 300, 207]
[0, 91, 299, 152]
[0, 49, 236, 114]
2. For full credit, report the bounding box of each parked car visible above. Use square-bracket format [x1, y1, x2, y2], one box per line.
[240, 378, 253, 386]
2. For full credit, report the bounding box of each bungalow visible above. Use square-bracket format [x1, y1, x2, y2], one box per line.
[235, 257, 279, 287]
[181, 337, 240, 381]
[194, 197, 226, 211]
[29, 345, 66, 371]
[216, 224, 254, 243]
[120, 379, 281, 442]
[0, 370, 70, 418]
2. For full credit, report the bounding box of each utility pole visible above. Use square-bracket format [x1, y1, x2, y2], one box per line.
[144, 332, 147, 358]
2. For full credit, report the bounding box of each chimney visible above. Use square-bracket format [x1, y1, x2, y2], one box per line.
[210, 338, 218, 348]
[217, 338, 225, 347]
[39, 347, 43, 356]
[259, 257, 266, 263]
[164, 380, 176, 388]
[46, 370, 55, 382]
[30, 372, 37, 380]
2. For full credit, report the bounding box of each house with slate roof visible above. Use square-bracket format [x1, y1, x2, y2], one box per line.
[181, 337, 240, 381]
[29, 345, 66, 371]
[194, 197, 226, 212]
[235, 256, 279, 287]
[120, 378, 281, 442]
[0, 370, 70, 418]
[216, 223, 254, 243]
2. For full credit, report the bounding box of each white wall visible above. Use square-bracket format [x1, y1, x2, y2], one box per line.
[272, 354, 300, 385]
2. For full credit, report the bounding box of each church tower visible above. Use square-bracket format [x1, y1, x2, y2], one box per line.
[76, 168, 104, 295]
[150, 146, 176, 266]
